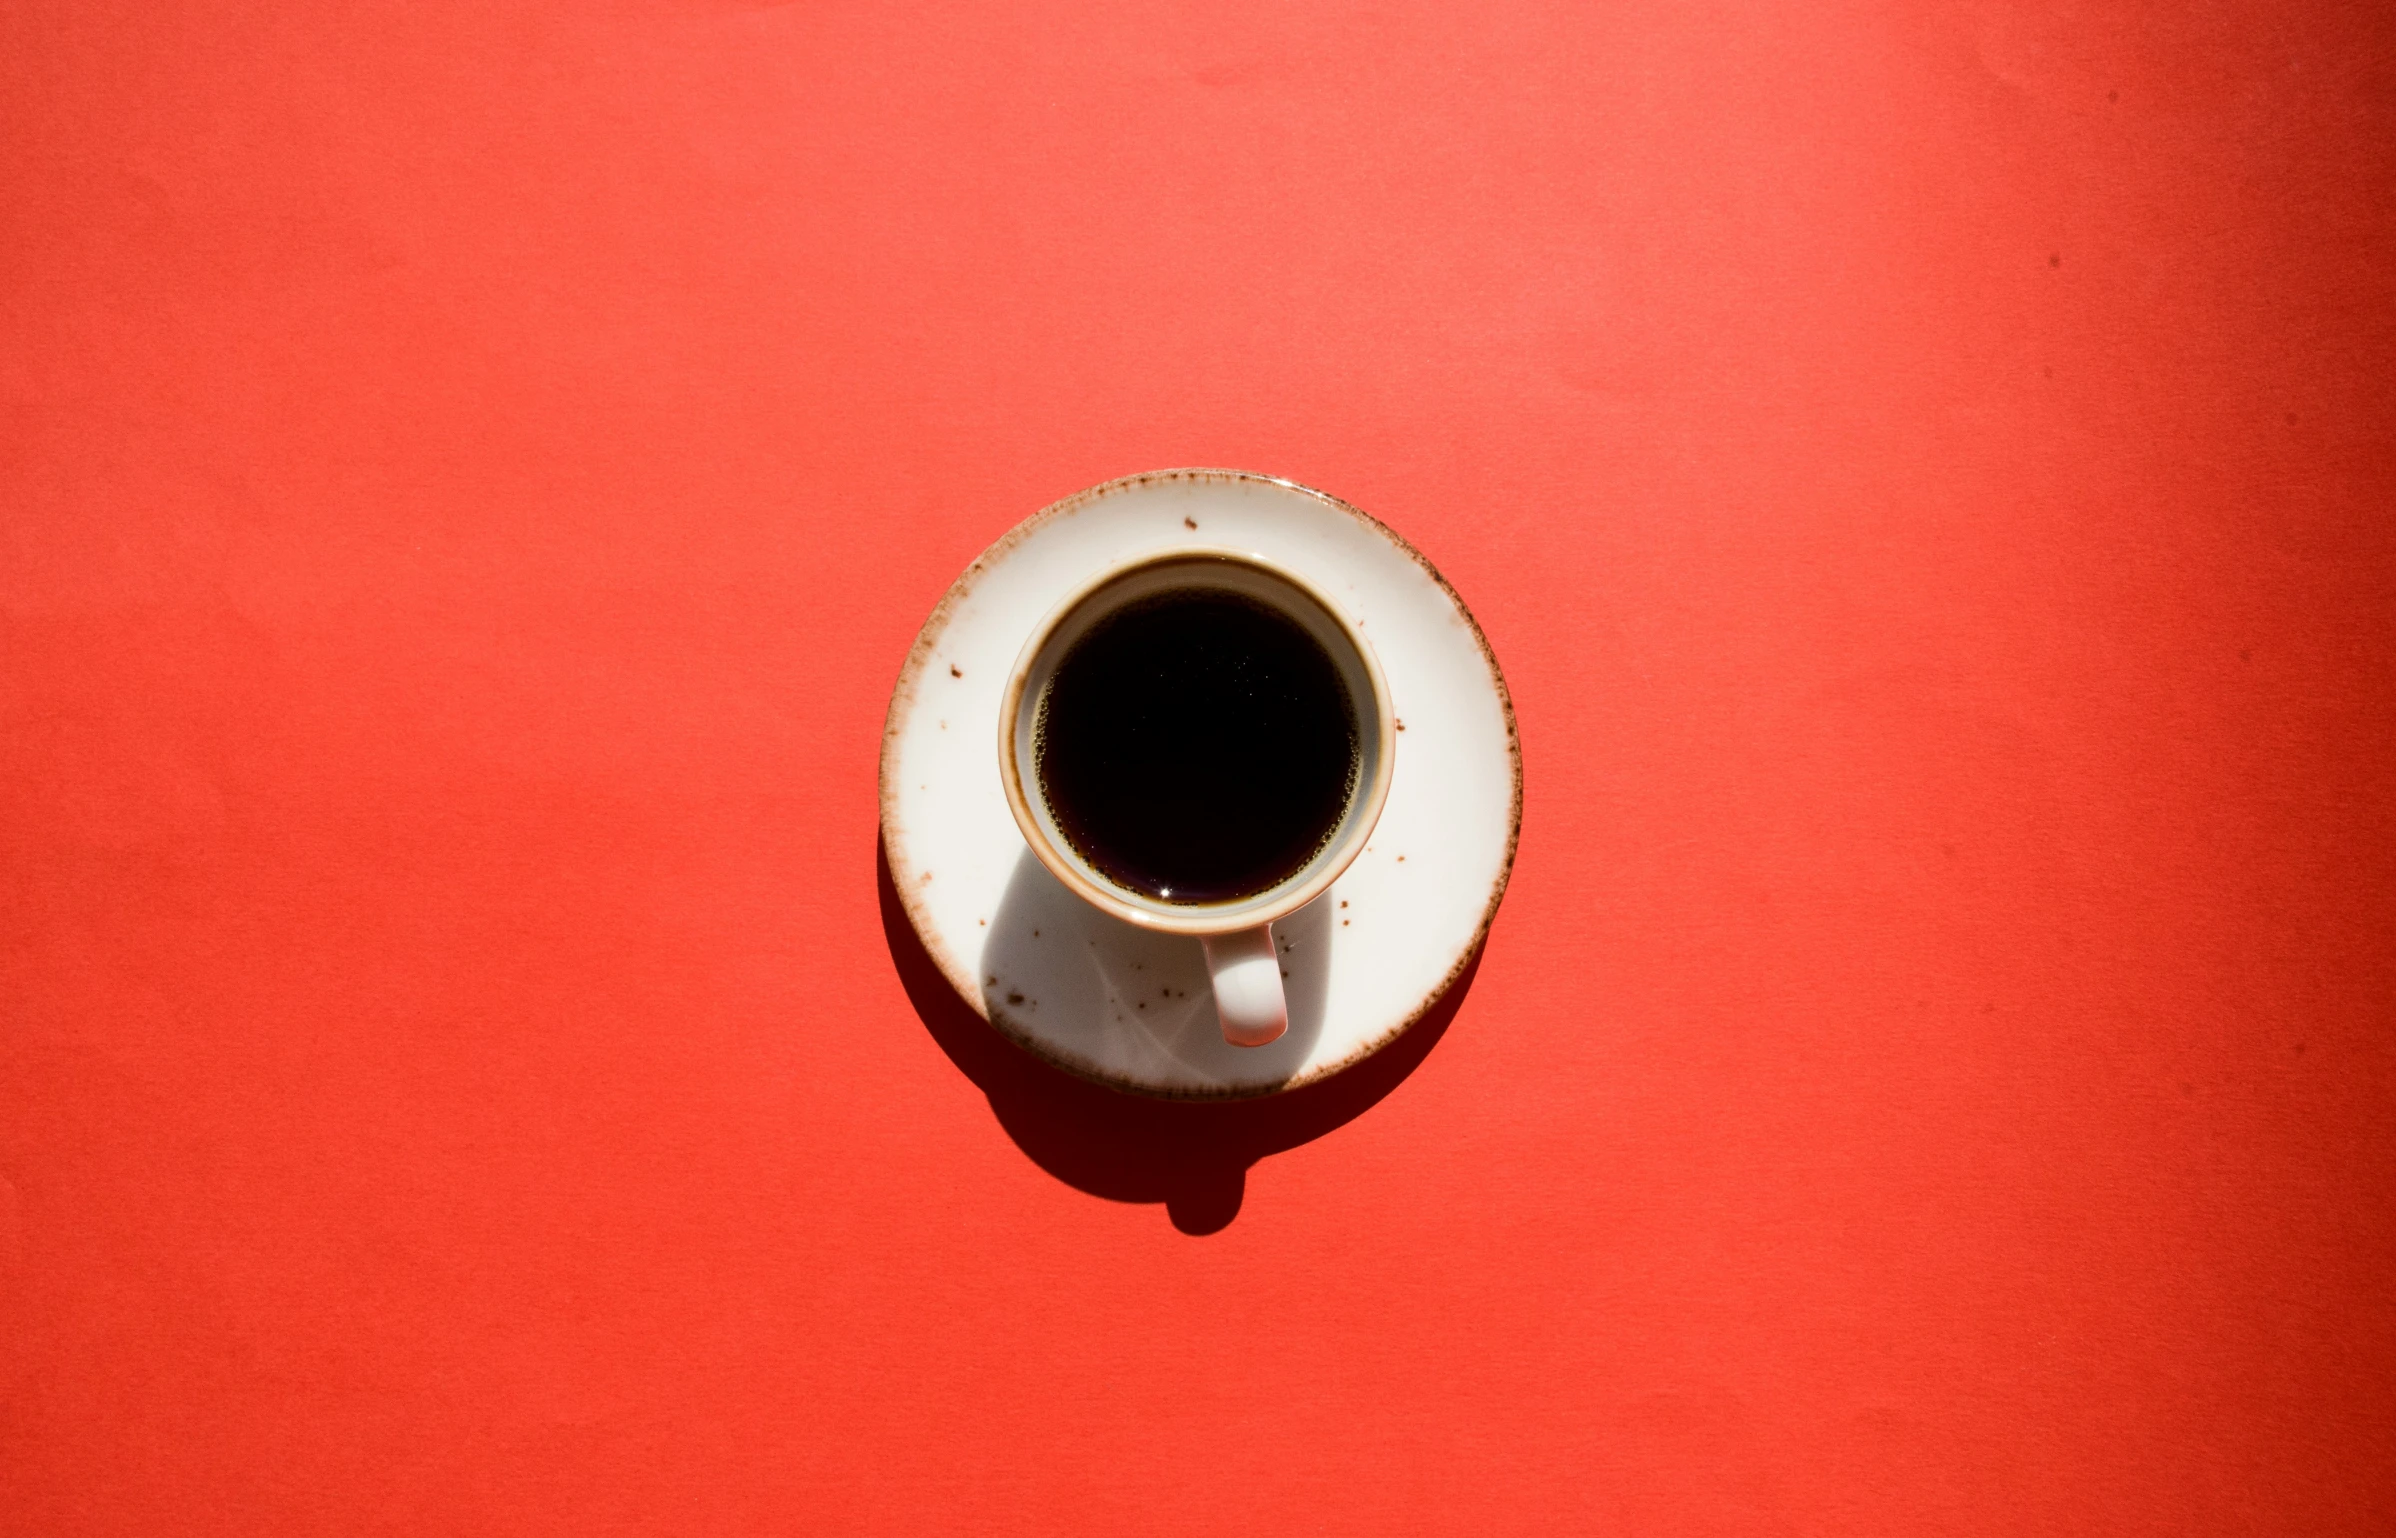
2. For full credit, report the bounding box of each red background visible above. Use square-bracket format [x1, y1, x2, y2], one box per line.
[5, 2, 2392, 1532]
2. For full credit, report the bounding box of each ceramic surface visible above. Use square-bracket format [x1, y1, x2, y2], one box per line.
[880, 470, 1520, 1098]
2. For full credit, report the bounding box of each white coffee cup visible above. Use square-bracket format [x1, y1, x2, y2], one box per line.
[998, 549, 1396, 1048]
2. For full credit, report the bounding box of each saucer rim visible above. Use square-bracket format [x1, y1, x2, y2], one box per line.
[878, 467, 1523, 1099]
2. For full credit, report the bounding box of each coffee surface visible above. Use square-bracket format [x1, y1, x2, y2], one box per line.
[1036, 588, 1358, 904]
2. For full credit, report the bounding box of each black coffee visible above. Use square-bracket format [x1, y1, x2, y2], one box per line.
[1036, 588, 1359, 904]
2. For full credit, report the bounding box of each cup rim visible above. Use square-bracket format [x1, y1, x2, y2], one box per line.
[997, 544, 1397, 936]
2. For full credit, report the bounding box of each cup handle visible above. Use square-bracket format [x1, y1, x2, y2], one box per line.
[1201, 925, 1287, 1047]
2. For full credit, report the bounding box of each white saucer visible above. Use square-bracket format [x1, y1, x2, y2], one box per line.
[880, 471, 1520, 1098]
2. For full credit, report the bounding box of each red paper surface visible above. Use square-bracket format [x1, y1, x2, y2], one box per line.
[5, 2, 2391, 1532]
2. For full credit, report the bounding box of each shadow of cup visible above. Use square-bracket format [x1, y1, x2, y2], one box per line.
[977, 848, 1334, 1094]
[879, 837, 1478, 1234]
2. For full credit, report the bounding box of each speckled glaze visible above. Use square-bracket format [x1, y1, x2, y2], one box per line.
[880, 470, 1521, 1099]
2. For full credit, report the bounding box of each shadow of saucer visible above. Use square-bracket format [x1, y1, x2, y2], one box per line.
[878, 838, 1479, 1234]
